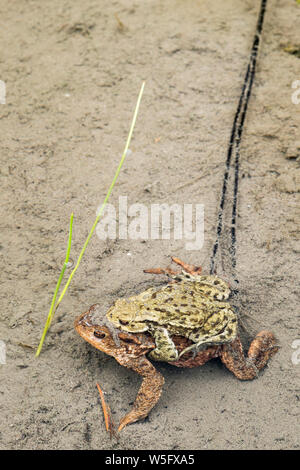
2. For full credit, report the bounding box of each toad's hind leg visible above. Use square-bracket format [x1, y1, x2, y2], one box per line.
[116, 355, 164, 432]
[220, 331, 279, 380]
[178, 310, 238, 358]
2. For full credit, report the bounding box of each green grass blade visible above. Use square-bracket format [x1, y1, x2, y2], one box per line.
[35, 82, 145, 356]
[54, 81, 145, 312]
[35, 212, 74, 357]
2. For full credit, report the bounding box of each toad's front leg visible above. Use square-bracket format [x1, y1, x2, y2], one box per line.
[220, 331, 279, 380]
[116, 354, 165, 432]
[148, 327, 179, 361]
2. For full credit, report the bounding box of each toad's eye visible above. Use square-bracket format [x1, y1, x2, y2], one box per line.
[119, 320, 129, 325]
[94, 331, 106, 339]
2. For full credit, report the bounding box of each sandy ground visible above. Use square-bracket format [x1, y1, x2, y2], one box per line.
[0, 0, 299, 450]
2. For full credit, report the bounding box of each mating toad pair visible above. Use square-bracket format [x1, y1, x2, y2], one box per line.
[75, 257, 278, 432]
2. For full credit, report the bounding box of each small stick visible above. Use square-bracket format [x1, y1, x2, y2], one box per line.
[96, 383, 116, 438]
[114, 13, 125, 31]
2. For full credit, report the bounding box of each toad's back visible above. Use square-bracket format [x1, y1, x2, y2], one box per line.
[106, 277, 237, 341]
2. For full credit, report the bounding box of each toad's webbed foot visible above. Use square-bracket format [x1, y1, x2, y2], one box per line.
[144, 256, 202, 278]
[171, 257, 202, 275]
[220, 331, 279, 380]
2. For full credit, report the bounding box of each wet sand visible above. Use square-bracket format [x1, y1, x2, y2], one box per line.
[0, 0, 299, 450]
